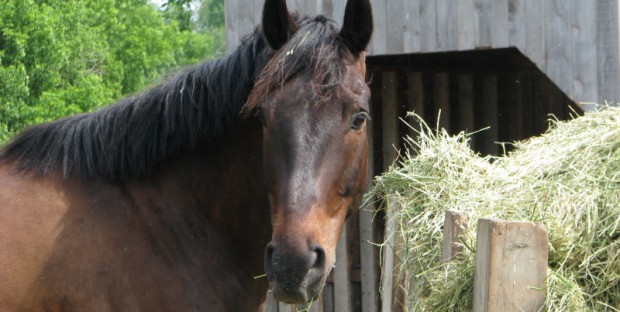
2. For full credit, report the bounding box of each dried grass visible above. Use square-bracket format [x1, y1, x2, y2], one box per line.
[367, 107, 620, 311]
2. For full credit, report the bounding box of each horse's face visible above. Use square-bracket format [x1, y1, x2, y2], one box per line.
[246, 0, 373, 304]
[261, 57, 369, 303]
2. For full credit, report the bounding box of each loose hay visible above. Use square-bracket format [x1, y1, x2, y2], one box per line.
[367, 107, 620, 311]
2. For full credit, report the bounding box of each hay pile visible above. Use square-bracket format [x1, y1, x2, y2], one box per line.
[368, 107, 620, 311]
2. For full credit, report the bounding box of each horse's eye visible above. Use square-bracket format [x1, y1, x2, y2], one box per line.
[351, 112, 369, 130]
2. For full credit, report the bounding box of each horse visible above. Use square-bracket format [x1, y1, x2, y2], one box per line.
[0, 0, 373, 310]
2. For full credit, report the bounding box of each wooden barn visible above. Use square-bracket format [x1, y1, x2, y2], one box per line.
[225, 1, 620, 311]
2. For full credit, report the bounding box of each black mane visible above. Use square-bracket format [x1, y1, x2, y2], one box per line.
[0, 27, 273, 181]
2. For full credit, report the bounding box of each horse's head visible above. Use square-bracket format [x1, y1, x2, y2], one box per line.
[244, 0, 373, 304]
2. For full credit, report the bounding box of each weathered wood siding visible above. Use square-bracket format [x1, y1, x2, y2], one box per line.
[226, 0, 620, 106]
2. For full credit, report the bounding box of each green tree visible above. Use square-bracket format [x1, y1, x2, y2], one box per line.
[163, 0, 194, 32]
[0, 0, 222, 144]
[197, 0, 225, 57]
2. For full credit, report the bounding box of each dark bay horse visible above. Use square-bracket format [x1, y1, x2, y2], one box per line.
[0, 0, 373, 310]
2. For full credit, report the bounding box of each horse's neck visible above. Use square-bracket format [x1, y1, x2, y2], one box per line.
[128, 118, 270, 264]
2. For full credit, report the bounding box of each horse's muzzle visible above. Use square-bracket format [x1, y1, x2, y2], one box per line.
[264, 242, 327, 303]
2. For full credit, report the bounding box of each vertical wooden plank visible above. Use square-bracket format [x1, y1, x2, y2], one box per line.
[334, 227, 351, 312]
[317, 0, 334, 20]
[436, 0, 457, 51]
[346, 212, 361, 312]
[544, 0, 573, 99]
[571, 1, 598, 104]
[433, 73, 451, 133]
[225, 0, 240, 54]
[332, 0, 346, 26]
[304, 0, 318, 16]
[297, 297, 324, 312]
[537, 74, 553, 134]
[548, 82, 567, 123]
[524, 0, 545, 69]
[519, 72, 536, 139]
[473, 219, 548, 312]
[474, 0, 492, 48]
[238, 0, 256, 39]
[491, 0, 509, 48]
[323, 283, 335, 312]
[359, 214, 379, 312]
[253, 0, 262, 26]
[508, 0, 526, 49]
[441, 211, 469, 263]
[287, 0, 297, 12]
[406, 72, 425, 140]
[458, 74, 475, 147]
[359, 72, 379, 312]
[479, 74, 498, 155]
[596, 0, 620, 103]
[293, 0, 309, 15]
[457, 0, 475, 50]
[314, 290, 325, 312]
[381, 198, 397, 312]
[403, 0, 421, 53]
[386, 0, 405, 53]
[279, 302, 293, 312]
[506, 74, 524, 142]
[380, 70, 400, 312]
[265, 291, 279, 312]
[381, 70, 400, 168]
[419, 0, 437, 53]
[369, 0, 388, 55]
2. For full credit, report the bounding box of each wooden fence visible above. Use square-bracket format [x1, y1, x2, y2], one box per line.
[382, 210, 549, 312]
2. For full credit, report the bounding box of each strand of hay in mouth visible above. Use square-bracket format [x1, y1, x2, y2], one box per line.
[367, 107, 620, 311]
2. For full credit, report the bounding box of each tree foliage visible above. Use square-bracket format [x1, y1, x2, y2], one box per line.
[0, 0, 224, 143]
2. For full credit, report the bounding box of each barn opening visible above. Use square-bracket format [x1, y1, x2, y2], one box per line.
[367, 47, 583, 163]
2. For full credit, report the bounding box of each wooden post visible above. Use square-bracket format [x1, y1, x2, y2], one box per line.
[473, 219, 548, 312]
[380, 197, 398, 312]
[380, 70, 401, 312]
[264, 291, 278, 312]
[279, 302, 292, 312]
[441, 211, 469, 263]
[323, 283, 335, 312]
[334, 227, 351, 311]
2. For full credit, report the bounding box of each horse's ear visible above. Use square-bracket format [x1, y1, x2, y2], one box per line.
[262, 0, 298, 50]
[339, 0, 373, 55]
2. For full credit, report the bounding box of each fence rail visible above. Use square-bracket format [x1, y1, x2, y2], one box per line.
[381, 210, 549, 312]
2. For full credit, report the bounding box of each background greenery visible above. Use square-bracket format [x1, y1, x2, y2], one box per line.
[0, 0, 225, 144]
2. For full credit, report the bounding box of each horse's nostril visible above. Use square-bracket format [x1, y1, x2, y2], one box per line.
[266, 242, 328, 303]
[264, 243, 276, 277]
[311, 245, 325, 269]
